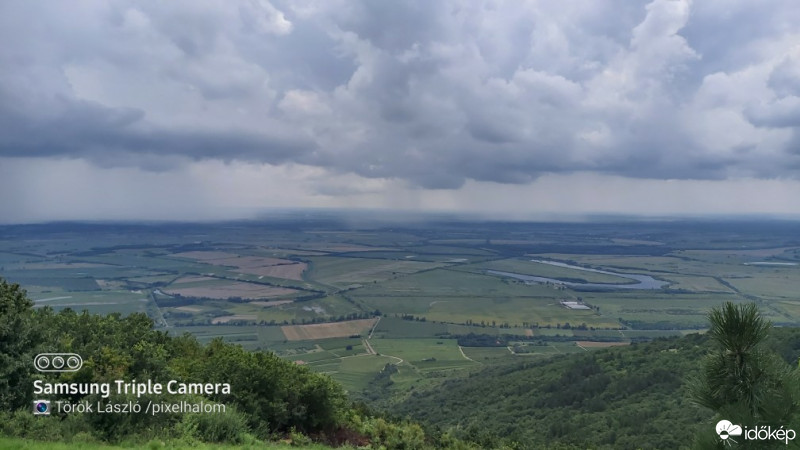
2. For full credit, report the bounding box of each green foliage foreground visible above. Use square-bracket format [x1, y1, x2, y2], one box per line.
[4, 276, 800, 450]
[0, 278, 478, 449]
[386, 303, 800, 449]
[690, 302, 800, 449]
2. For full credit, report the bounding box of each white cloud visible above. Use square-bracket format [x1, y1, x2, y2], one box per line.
[1, 0, 800, 220]
[240, 0, 292, 35]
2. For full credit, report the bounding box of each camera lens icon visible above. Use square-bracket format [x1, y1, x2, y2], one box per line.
[67, 356, 81, 370]
[33, 400, 50, 416]
[35, 356, 50, 371]
[34, 353, 82, 372]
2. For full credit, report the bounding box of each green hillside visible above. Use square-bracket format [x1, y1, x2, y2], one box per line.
[0, 278, 474, 450]
[384, 329, 800, 449]
[5, 275, 800, 449]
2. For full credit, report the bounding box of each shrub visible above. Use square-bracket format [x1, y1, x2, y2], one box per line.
[180, 404, 249, 444]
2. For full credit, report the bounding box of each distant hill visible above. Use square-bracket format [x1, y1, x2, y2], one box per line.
[387, 329, 800, 449]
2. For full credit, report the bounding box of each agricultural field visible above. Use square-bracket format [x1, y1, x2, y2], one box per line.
[306, 256, 446, 288]
[507, 341, 587, 355]
[162, 276, 300, 299]
[1, 217, 799, 400]
[29, 288, 152, 316]
[460, 346, 515, 362]
[368, 338, 476, 372]
[350, 268, 618, 328]
[281, 318, 378, 340]
[371, 317, 450, 338]
[332, 355, 402, 393]
[169, 251, 308, 280]
[463, 258, 637, 284]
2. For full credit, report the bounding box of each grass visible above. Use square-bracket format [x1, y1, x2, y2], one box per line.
[350, 268, 611, 328]
[369, 338, 476, 372]
[424, 297, 618, 328]
[660, 274, 734, 293]
[161, 293, 364, 327]
[336, 251, 485, 263]
[399, 245, 496, 256]
[37, 289, 148, 304]
[460, 346, 514, 362]
[80, 253, 214, 272]
[289, 350, 339, 363]
[531, 328, 575, 336]
[32, 290, 151, 316]
[306, 256, 445, 288]
[776, 300, 800, 319]
[332, 355, 399, 392]
[385, 364, 426, 391]
[7, 276, 100, 291]
[575, 291, 756, 329]
[534, 254, 691, 273]
[166, 325, 287, 346]
[349, 297, 434, 315]
[725, 272, 800, 300]
[351, 267, 553, 298]
[371, 317, 448, 338]
[126, 274, 178, 284]
[620, 330, 684, 338]
[466, 258, 637, 284]
[162, 280, 299, 301]
[270, 295, 363, 321]
[509, 341, 586, 355]
[316, 337, 366, 350]
[297, 337, 481, 393]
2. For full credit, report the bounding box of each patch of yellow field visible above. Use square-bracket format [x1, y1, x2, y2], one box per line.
[281, 318, 378, 341]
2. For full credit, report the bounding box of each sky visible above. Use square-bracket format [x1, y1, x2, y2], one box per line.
[2, 0, 800, 223]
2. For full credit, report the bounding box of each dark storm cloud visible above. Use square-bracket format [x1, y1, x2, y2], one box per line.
[2, 0, 800, 188]
[681, 0, 800, 73]
[335, 0, 447, 53]
[0, 85, 315, 164]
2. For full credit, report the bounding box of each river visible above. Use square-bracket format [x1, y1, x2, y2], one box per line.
[487, 259, 667, 290]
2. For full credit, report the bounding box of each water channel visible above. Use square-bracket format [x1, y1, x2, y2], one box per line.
[487, 259, 668, 290]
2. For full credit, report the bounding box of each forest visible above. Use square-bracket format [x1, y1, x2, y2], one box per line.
[0, 278, 478, 449]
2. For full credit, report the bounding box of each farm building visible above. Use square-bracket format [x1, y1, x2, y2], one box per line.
[560, 300, 591, 310]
